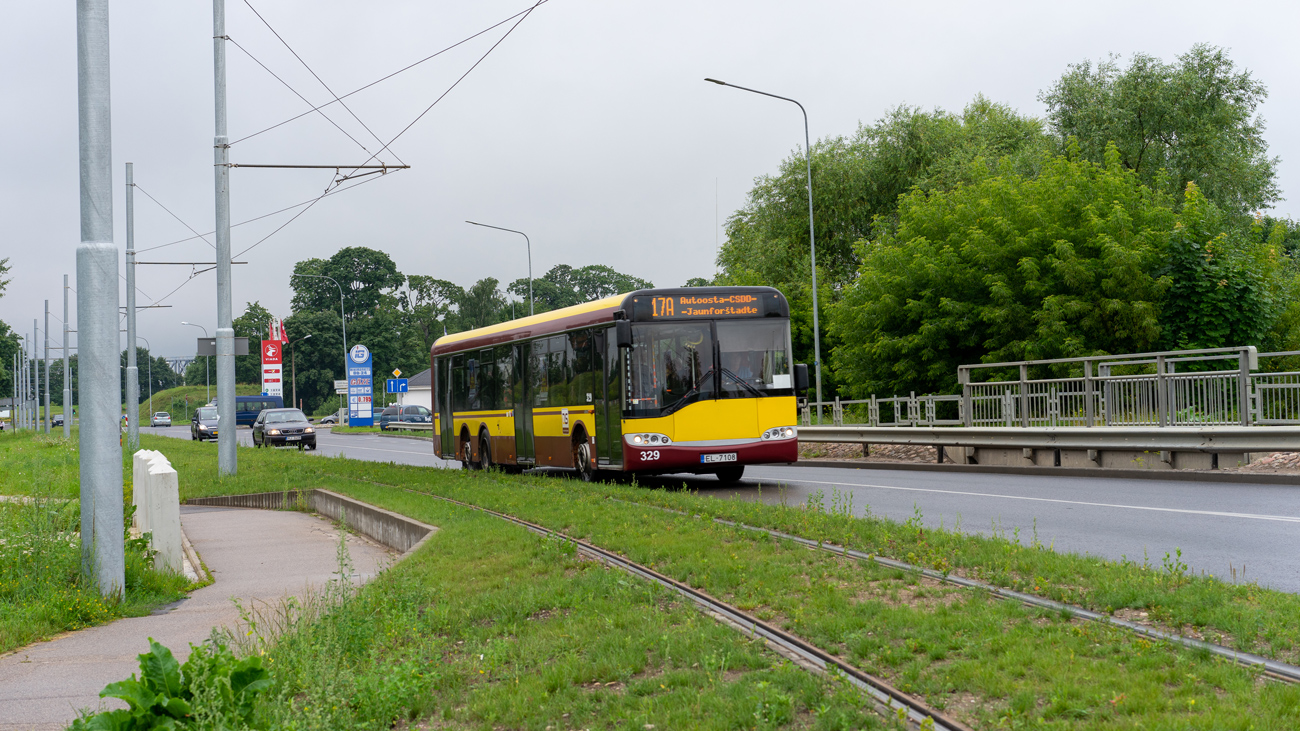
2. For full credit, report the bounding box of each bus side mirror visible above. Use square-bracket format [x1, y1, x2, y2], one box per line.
[793, 364, 809, 393]
[616, 320, 633, 349]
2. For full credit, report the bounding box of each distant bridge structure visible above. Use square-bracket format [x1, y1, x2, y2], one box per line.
[164, 356, 195, 375]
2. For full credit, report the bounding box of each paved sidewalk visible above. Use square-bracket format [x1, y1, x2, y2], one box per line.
[0, 505, 393, 730]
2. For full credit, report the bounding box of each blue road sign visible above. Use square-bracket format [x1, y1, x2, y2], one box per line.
[386, 378, 409, 394]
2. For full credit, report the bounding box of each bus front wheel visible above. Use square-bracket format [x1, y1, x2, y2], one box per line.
[715, 465, 745, 484]
[575, 440, 596, 482]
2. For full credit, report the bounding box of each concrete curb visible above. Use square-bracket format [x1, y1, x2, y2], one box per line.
[790, 458, 1300, 485]
[185, 489, 437, 557]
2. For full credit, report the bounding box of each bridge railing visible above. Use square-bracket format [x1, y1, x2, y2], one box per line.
[802, 346, 1300, 428]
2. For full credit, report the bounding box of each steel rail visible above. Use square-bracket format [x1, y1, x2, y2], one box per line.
[799, 425, 1300, 453]
[613, 499, 1300, 684]
[407, 489, 971, 731]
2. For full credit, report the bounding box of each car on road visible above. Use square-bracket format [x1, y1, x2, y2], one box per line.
[52, 414, 64, 427]
[252, 408, 316, 450]
[379, 404, 433, 431]
[235, 395, 284, 427]
[151, 412, 172, 427]
[318, 413, 339, 425]
[191, 406, 220, 441]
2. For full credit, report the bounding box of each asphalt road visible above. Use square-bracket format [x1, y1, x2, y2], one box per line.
[146, 424, 1300, 594]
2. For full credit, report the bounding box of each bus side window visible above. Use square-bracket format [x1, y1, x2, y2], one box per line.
[530, 339, 548, 405]
[451, 355, 466, 411]
[495, 346, 513, 411]
[547, 335, 568, 407]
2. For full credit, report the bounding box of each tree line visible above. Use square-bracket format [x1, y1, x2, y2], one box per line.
[710, 44, 1300, 397]
[180, 249, 652, 414]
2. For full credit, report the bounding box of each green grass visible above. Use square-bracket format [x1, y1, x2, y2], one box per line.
[132, 383, 263, 426]
[13, 429, 1300, 728]
[0, 432, 193, 653]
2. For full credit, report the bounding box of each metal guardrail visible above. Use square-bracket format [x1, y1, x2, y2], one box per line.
[802, 346, 1300, 429]
[798, 425, 1300, 453]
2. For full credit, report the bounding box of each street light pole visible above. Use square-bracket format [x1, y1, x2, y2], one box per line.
[288, 333, 313, 410]
[466, 221, 533, 316]
[705, 78, 823, 423]
[181, 322, 210, 402]
[63, 274, 71, 438]
[138, 336, 153, 419]
[291, 273, 347, 357]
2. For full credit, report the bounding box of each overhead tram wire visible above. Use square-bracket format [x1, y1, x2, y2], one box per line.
[133, 183, 216, 250]
[240, 0, 402, 166]
[135, 170, 396, 254]
[228, 0, 549, 147]
[227, 36, 380, 160]
[338, 0, 547, 182]
[231, 0, 543, 259]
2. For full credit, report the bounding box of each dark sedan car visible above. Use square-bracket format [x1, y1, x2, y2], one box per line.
[252, 408, 317, 450]
[191, 406, 220, 441]
[378, 404, 433, 431]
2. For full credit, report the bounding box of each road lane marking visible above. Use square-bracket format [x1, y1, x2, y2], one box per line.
[767, 477, 1300, 524]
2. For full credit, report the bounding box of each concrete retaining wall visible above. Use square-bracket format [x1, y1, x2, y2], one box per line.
[185, 489, 436, 555]
[131, 450, 183, 574]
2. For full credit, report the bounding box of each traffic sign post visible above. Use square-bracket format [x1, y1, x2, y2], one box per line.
[386, 379, 409, 393]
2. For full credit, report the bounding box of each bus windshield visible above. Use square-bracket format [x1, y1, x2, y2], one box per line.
[626, 319, 792, 417]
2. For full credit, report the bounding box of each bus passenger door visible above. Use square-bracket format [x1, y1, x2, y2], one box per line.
[601, 331, 623, 466]
[437, 358, 454, 458]
[513, 343, 535, 464]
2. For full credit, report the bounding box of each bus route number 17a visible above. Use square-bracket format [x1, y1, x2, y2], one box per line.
[651, 297, 674, 318]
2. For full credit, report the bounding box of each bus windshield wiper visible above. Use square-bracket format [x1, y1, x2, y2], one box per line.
[720, 368, 763, 396]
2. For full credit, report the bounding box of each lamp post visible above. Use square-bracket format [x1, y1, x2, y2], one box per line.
[181, 322, 210, 402]
[288, 333, 313, 410]
[705, 77, 823, 423]
[466, 221, 533, 316]
[137, 336, 154, 420]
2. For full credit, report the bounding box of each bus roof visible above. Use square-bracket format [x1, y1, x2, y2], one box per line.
[431, 286, 787, 357]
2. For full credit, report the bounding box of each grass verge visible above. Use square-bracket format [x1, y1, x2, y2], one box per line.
[0, 432, 193, 654]
[16, 429, 1300, 727]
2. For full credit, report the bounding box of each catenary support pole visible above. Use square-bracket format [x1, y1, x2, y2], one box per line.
[125, 162, 138, 449]
[33, 320, 40, 431]
[213, 0, 236, 475]
[63, 274, 72, 438]
[44, 302, 51, 433]
[76, 0, 125, 598]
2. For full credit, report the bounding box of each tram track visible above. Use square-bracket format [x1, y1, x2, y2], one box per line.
[384, 485, 973, 731]
[611, 497, 1300, 685]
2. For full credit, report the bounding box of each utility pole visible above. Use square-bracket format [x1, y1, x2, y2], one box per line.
[213, 0, 237, 475]
[125, 162, 139, 450]
[33, 320, 40, 431]
[64, 274, 72, 438]
[44, 302, 52, 433]
[76, 0, 125, 598]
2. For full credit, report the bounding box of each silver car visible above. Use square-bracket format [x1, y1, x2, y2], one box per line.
[150, 412, 172, 427]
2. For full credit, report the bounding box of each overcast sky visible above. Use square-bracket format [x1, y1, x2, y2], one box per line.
[4, 0, 1300, 358]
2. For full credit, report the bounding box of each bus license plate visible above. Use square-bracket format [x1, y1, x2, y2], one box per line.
[701, 453, 737, 464]
[286, 436, 301, 441]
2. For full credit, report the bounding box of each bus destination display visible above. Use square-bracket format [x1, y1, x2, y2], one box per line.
[650, 293, 758, 318]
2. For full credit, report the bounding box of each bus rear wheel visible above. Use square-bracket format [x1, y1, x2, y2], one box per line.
[575, 440, 596, 482]
[715, 465, 745, 484]
[479, 433, 493, 471]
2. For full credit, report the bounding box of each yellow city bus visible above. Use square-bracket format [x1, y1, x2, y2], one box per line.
[430, 286, 808, 482]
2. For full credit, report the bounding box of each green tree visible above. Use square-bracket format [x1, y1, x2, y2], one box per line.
[831, 148, 1176, 397]
[1040, 44, 1278, 215]
[720, 97, 1050, 391]
[456, 278, 507, 330]
[233, 301, 275, 385]
[506, 265, 653, 313]
[121, 347, 183, 404]
[290, 247, 405, 320]
[280, 309, 345, 413]
[1159, 184, 1287, 350]
[399, 275, 462, 358]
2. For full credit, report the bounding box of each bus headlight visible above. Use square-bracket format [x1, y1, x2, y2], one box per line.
[762, 426, 797, 440]
[627, 433, 671, 446]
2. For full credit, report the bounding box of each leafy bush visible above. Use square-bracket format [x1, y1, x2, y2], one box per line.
[70, 636, 271, 730]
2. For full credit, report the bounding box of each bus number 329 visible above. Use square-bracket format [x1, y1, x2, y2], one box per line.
[640, 450, 660, 461]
